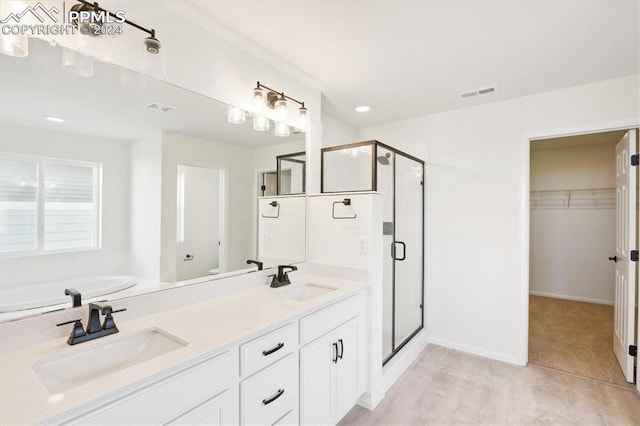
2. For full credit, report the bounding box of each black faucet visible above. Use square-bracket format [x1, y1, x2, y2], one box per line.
[270, 265, 298, 288]
[57, 302, 126, 345]
[65, 288, 82, 307]
[246, 259, 264, 271]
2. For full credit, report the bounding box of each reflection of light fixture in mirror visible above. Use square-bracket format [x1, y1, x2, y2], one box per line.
[0, 33, 28, 57]
[61, 48, 94, 77]
[274, 121, 290, 138]
[253, 114, 270, 132]
[227, 106, 246, 124]
[252, 81, 307, 132]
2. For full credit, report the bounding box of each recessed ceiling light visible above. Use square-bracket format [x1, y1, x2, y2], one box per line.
[355, 105, 371, 112]
[44, 115, 65, 123]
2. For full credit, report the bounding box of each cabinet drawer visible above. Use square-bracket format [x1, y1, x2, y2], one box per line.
[241, 323, 296, 377]
[241, 354, 297, 426]
[274, 409, 297, 426]
[299, 293, 363, 345]
[168, 390, 231, 425]
[68, 352, 232, 425]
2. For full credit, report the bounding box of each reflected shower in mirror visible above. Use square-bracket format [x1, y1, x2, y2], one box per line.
[0, 38, 307, 321]
[277, 152, 306, 195]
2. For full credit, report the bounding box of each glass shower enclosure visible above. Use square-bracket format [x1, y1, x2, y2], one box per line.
[321, 140, 424, 364]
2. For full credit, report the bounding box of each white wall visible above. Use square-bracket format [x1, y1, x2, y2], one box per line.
[0, 124, 131, 288]
[258, 196, 306, 268]
[530, 143, 615, 304]
[358, 74, 640, 364]
[321, 113, 358, 148]
[160, 131, 255, 281]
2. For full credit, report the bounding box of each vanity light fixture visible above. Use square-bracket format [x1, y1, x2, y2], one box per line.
[252, 81, 308, 131]
[71, 1, 161, 57]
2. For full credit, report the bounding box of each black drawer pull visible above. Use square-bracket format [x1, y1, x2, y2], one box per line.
[262, 389, 285, 405]
[262, 342, 285, 356]
[332, 342, 338, 363]
[338, 339, 344, 360]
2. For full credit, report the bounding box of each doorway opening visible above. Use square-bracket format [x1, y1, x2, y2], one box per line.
[528, 129, 638, 388]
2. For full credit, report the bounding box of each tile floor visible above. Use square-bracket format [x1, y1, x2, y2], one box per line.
[339, 344, 640, 425]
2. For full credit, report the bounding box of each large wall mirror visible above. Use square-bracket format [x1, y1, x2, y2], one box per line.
[0, 38, 307, 321]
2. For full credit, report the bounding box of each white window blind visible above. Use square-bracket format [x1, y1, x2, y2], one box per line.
[0, 155, 101, 255]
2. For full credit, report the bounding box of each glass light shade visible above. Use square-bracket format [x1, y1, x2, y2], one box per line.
[298, 106, 308, 131]
[253, 87, 266, 113]
[227, 106, 246, 124]
[0, 33, 28, 57]
[274, 97, 288, 122]
[253, 114, 270, 132]
[274, 121, 290, 138]
[140, 46, 167, 80]
[77, 29, 112, 62]
[61, 48, 94, 78]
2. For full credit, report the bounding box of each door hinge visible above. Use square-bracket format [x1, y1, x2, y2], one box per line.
[631, 250, 639, 262]
[630, 345, 638, 357]
[631, 154, 639, 166]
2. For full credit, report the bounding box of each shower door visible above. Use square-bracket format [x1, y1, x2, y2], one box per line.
[393, 154, 424, 350]
[378, 144, 424, 364]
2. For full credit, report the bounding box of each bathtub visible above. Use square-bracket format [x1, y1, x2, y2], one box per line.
[0, 276, 137, 313]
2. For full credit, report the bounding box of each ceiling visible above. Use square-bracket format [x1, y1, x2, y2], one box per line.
[187, 1, 640, 127]
[0, 39, 303, 148]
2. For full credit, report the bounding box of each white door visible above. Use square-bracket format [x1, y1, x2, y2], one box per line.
[614, 129, 637, 383]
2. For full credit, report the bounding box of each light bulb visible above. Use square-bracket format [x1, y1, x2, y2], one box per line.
[227, 106, 246, 124]
[253, 87, 266, 114]
[298, 106, 308, 131]
[274, 96, 288, 122]
[253, 114, 270, 132]
[274, 121, 290, 138]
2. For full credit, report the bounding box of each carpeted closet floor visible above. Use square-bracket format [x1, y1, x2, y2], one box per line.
[528, 295, 632, 388]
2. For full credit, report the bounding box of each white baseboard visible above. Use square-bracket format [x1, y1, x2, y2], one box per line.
[529, 291, 613, 306]
[381, 329, 430, 391]
[428, 336, 521, 366]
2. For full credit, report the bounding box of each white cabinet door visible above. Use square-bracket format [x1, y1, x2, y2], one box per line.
[299, 332, 334, 426]
[334, 318, 361, 420]
[169, 390, 232, 426]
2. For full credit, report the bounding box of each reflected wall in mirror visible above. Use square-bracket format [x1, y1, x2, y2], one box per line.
[0, 38, 307, 320]
[277, 152, 306, 195]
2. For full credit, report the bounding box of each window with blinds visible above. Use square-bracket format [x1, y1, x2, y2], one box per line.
[0, 155, 101, 255]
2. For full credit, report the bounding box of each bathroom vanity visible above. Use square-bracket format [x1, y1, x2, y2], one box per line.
[0, 273, 366, 425]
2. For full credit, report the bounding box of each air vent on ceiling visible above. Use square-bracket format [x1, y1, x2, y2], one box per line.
[460, 85, 497, 99]
[144, 102, 176, 113]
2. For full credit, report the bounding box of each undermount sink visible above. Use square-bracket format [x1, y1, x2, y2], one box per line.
[276, 283, 338, 301]
[33, 328, 187, 393]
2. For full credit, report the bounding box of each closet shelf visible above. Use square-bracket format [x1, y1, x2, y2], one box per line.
[530, 188, 615, 210]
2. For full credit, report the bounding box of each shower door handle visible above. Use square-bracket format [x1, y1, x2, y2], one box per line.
[392, 241, 406, 261]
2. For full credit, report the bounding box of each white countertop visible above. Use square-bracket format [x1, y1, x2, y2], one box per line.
[0, 275, 367, 425]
